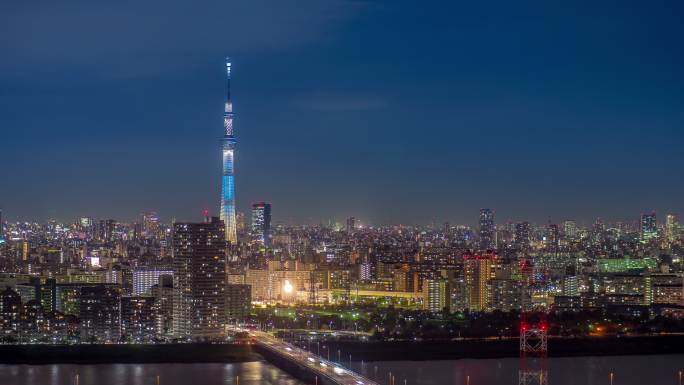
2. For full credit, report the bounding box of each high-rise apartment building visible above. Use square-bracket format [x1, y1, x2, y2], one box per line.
[464, 255, 492, 311]
[121, 296, 156, 342]
[487, 278, 521, 311]
[0, 288, 21, 333]
[251, 202, 272, 246]
[172, 217, 226, 339]
[423, 278, 450, 312]
[80, 285, 121, 343]
[151, 275, 174, 337]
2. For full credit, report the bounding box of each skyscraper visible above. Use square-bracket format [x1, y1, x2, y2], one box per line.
[546, 224, 560, 251]
[251, 202, 272, 246]
[220, 58, 237, 244]
[478, 209, 495, 251]
[640, 212, 657, 243]
[665, 214, 678, 244]
[346, 217, 356, 233]
[514, 222, 531, 250]
[172, 217, 226, 339]
[562, 220, 578, 241]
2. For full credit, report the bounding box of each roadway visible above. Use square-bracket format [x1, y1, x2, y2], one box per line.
[251, 330, 378, 385]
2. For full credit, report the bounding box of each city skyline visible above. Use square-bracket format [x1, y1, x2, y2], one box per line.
[0, 207, 679, 229]
[2, 2, 684, 384]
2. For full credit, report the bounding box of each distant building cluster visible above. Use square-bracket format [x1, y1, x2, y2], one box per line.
[0, 211, 251, 343]
[0, 206, 683, 343]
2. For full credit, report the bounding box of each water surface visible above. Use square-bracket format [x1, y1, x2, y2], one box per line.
[0, 361, 304, 385]
[352, 355, 684, 385]
[2, 355, 683, 385]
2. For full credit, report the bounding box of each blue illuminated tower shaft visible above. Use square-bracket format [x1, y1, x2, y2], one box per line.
[220, 58, 237, 244]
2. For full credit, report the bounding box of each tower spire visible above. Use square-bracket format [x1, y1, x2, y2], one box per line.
[224, 57, 234, 137]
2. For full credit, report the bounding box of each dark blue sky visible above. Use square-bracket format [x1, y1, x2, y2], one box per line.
[1, 0, 683, 225]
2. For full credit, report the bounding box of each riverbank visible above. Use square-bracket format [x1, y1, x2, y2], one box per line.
[0, 343, 259, 365]
[321, 335, 684, 362]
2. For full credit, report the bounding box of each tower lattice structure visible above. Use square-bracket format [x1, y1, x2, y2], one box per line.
[519, 256, 548, 357]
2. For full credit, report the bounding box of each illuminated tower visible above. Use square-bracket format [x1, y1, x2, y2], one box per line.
[220, 58, 237, 244]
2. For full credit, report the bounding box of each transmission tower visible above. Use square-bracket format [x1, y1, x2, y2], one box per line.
[519, 256, 548, 357]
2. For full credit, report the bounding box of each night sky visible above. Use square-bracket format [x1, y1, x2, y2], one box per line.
[2, 0, 683, 226]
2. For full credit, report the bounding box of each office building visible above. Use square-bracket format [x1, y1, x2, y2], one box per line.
[514, 222, 531, 250]
[640, 212, 657, 243]
[665, 214, 678, 244]
[346, 217, 356, 233]
[562, 220, 578, 241]
[251, 202, 272, 246]
[141, 212, 160, 239]
[546, 224, 560, 251]
[479, 209, 495, 250]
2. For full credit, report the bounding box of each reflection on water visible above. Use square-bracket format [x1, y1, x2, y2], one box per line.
[350, 355, 684, 385]
[1, 355, 682, 385]
[0, 361, 305, 385]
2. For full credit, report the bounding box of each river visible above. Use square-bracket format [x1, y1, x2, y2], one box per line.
[1, 355, 683, 385]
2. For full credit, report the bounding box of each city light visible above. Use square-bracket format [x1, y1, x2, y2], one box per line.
[283, 280, 294, 295]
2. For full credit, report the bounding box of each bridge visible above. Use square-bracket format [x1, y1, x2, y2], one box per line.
[250, 330, 378, 385]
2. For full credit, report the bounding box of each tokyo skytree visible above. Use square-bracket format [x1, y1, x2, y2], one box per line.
[220, 58, 237, 244]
